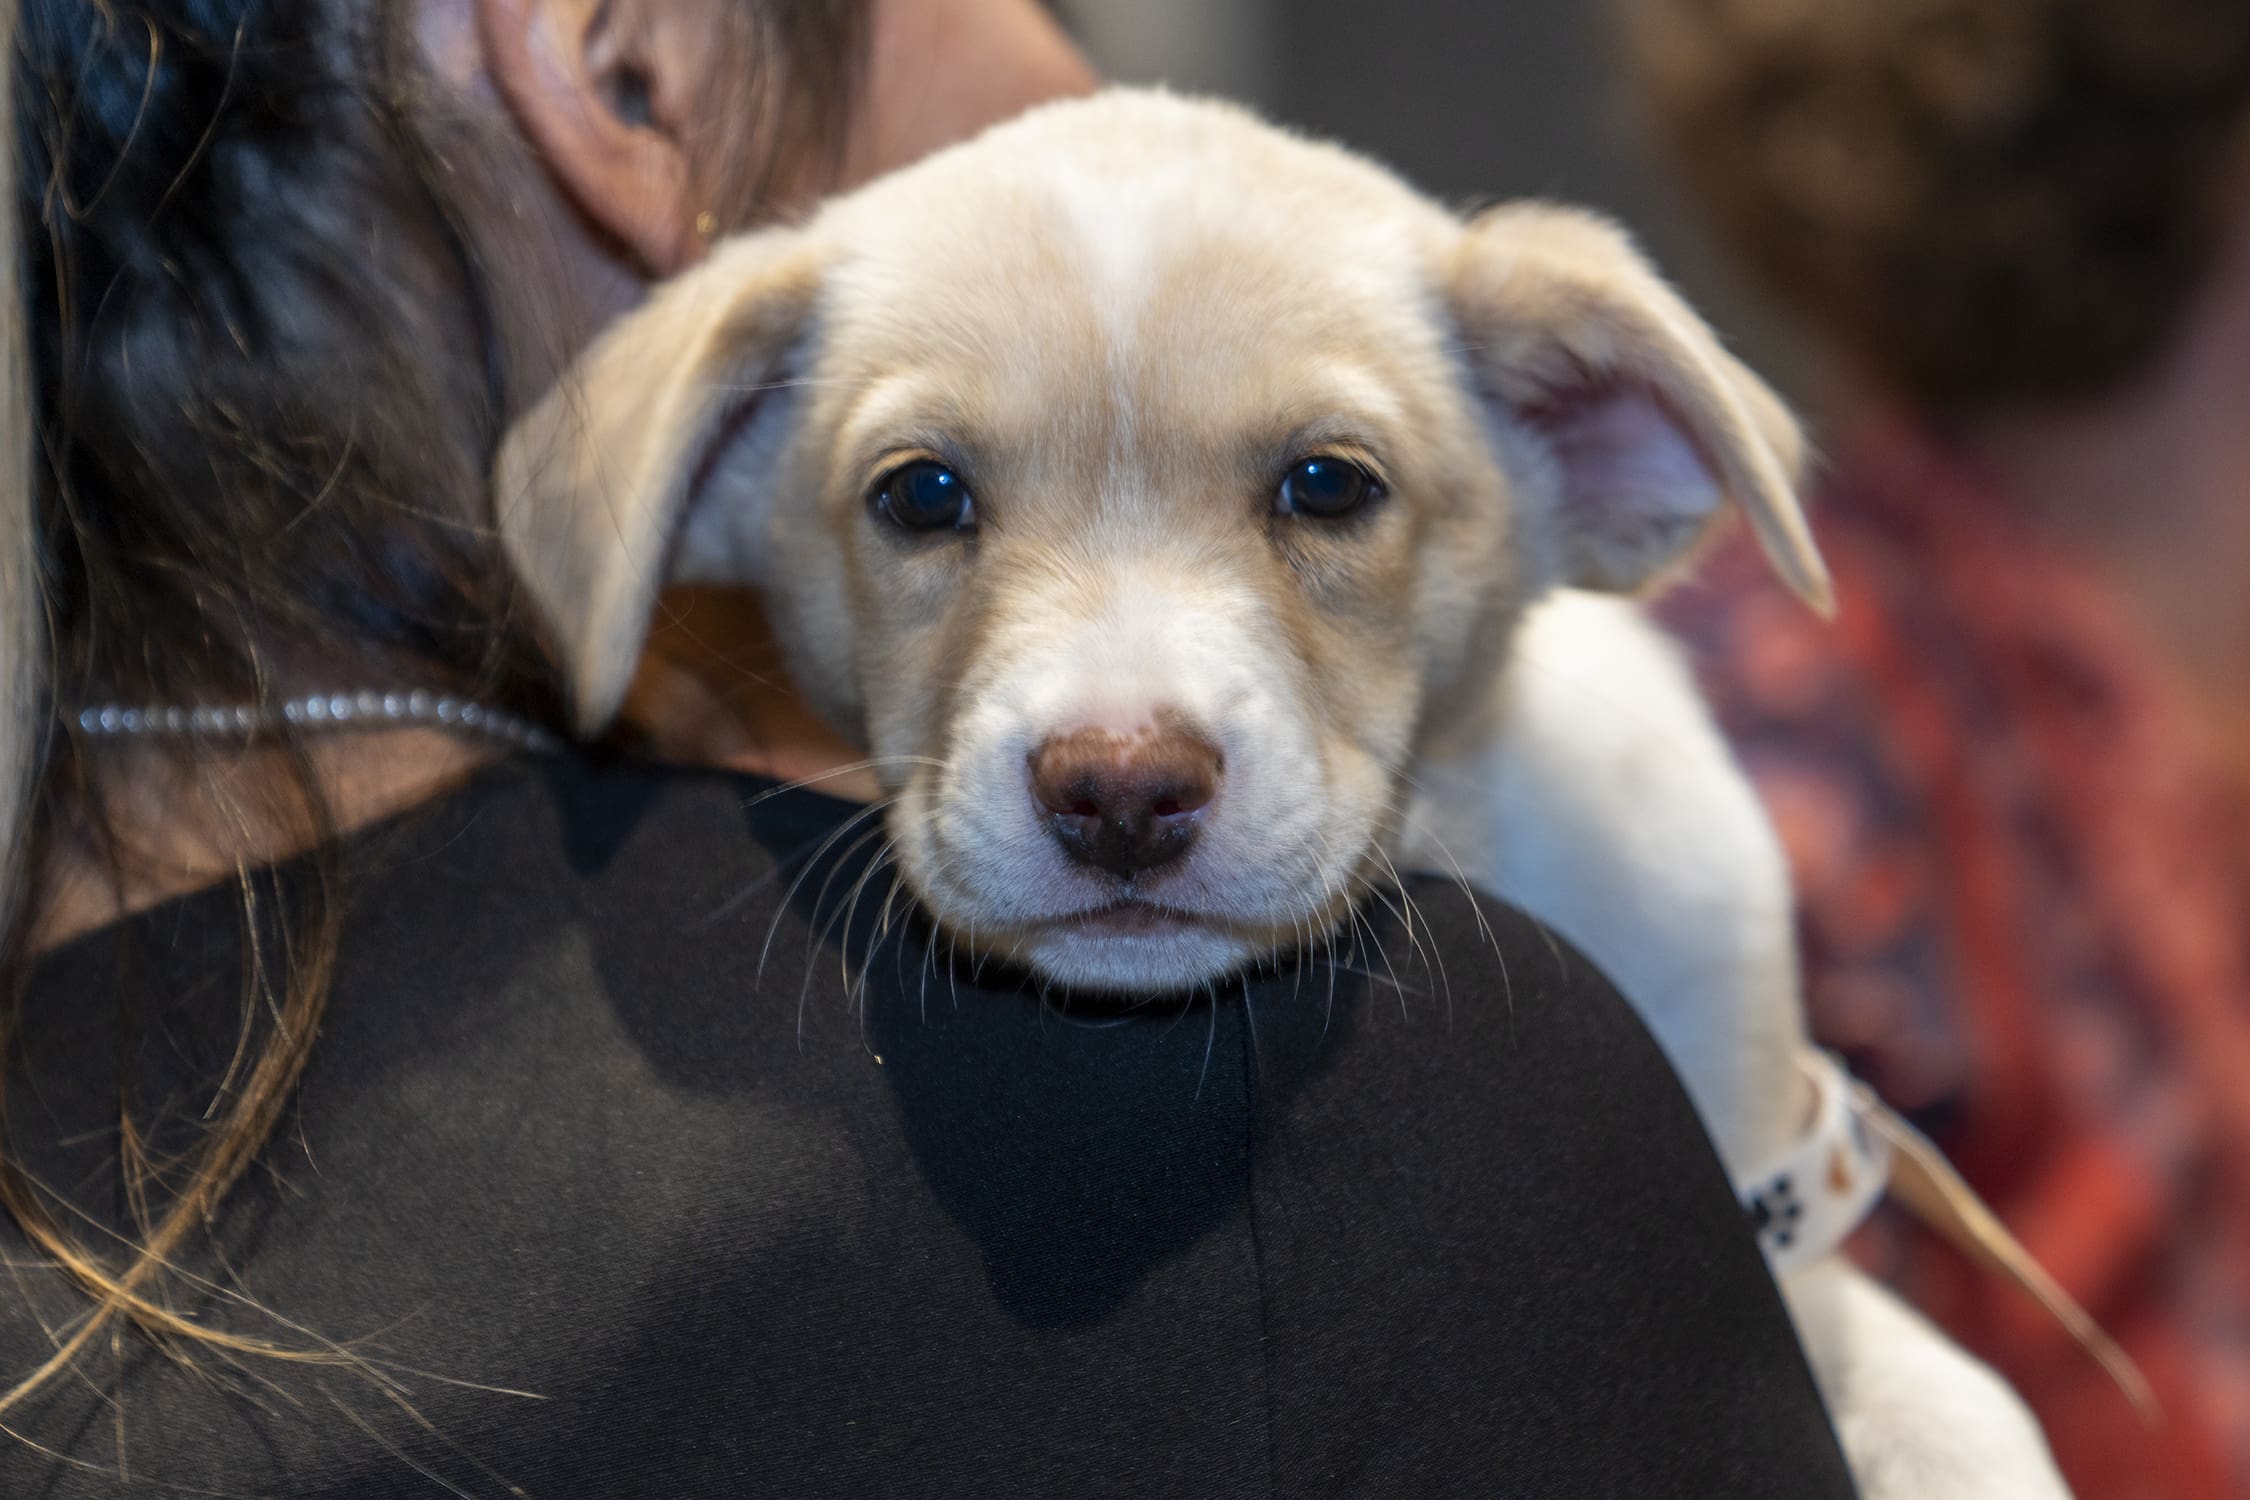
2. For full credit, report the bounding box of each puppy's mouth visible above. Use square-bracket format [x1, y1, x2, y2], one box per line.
[894, 749, 1400, 992]
[1045, 897, 1209, 939]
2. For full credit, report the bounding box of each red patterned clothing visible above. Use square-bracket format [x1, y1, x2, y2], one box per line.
[1661, 418, 2250, 1500]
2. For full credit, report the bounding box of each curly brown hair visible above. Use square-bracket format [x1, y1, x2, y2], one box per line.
[1620, 0, 2250, 413]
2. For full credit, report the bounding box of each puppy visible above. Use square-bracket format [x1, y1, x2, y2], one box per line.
[500, 89, 2071, 1497]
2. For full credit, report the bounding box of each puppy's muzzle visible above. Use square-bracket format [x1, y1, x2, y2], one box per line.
[1029, 726, 1222, 879]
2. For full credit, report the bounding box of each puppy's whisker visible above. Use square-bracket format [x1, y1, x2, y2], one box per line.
[810, 841, 900, 1040]
[1374, 781, 1507, 1002]
[787, 823, 900, 1034]
[738, 757, 946, 808]
[1326, 962, 1428, 995]
[803, 830, 897, 1009]
[1361, 838, 1452, 1023]
[1340, 896, 1411, 1023]
[717, 795, 895, 935]
[798, 822, 897, 960]
[1303, 825, 1426, 1005]
[836, 840, 904, 1012]
[1195, 983, 1220, 1102]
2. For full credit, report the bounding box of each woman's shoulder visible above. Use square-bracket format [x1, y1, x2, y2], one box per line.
[5, 752, 1852, 1498]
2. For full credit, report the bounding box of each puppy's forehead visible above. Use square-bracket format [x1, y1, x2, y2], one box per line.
[814, 98, 1458, 473]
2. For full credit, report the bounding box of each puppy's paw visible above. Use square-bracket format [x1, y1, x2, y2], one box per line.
[1784, 1260, 2074, 1499]
[1833, 1396, 2071, 1500]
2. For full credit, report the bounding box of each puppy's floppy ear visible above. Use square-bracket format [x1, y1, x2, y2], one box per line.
[496, 230, 823, 736]
[1447, 203, 1832, 614]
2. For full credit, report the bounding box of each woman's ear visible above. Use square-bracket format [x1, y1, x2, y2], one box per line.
[496, 230, 824, 734]
[474, 0, 706, 273]
[1448, 203, 1832, 614]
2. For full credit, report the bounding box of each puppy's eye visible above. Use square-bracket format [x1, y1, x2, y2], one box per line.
[873, 460, 976, 531]
[1277, 455, 1382, 519]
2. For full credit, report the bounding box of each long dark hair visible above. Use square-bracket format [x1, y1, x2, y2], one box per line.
[0, 0, 865, 1412]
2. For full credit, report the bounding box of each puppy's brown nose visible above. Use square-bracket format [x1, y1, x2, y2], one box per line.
[1030, 727, 1221, 878]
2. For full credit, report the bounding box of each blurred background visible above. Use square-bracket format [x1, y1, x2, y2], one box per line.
[1057, 0, 1802, 388]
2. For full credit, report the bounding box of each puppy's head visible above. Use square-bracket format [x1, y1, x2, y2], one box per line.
[500, 90, 1825, 993]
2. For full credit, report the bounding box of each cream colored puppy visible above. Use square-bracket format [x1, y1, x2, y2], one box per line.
[500, 90, 2069, 1497]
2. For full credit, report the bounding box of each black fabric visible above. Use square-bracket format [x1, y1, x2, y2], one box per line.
[2, 756, 1856, 1497]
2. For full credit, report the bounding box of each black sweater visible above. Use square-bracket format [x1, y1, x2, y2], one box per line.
[3, 754, 1854, 1497]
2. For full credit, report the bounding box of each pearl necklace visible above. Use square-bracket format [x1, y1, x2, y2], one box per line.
[70, 689, 561, 753]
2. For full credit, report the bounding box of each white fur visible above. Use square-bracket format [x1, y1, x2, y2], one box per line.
[1408, 592, 1806, 1169]
[1786, 1261, 2071, 1494]
[1408, 592, 2068, 1498]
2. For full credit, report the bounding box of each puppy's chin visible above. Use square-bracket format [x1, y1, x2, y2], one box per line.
[1009, 917, 1271, 996]
[890, 773, 1396, 998]
[921, 889, 1371, 996]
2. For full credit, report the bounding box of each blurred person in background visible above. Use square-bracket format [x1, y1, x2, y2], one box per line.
[1623, 1, 2250, 1495]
